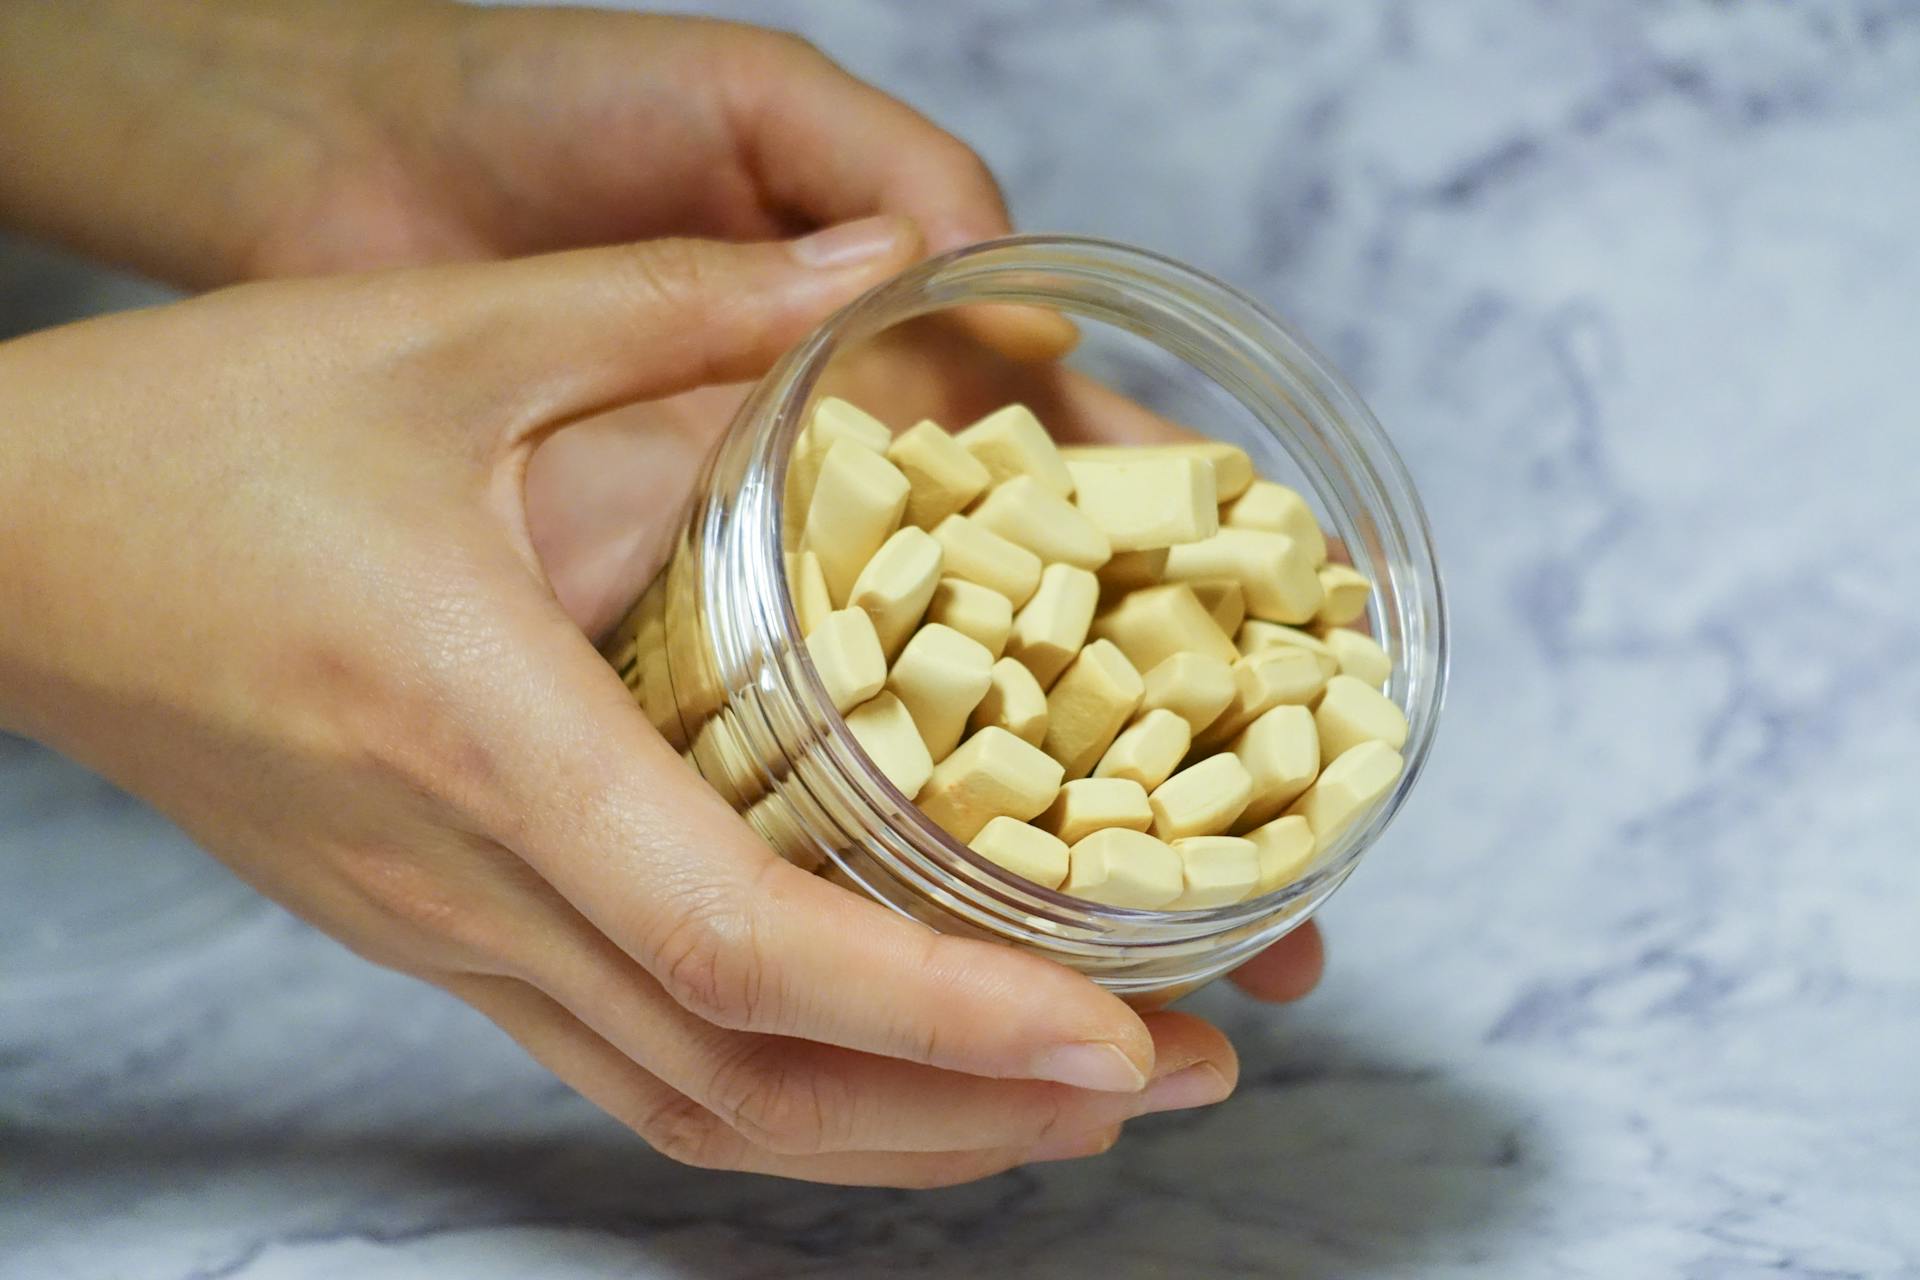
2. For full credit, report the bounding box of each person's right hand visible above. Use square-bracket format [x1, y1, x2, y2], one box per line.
[0, 219, 1240, 1187]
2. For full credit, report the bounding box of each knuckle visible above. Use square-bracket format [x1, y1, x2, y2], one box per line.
[634, 1092, 746, 1171]
[648, 892, 773, 1030]
[1022, 1088, 1073, 1150]
[704, 1042, 851, 1156]
[332, 840, 465, 935]
[293, 617, 514, 831]
[922, 132, 1003, 205]
[333, 928, 439, 982]
[606, 241, 736, 385]
[761, 27, 826, 62]
[616, 238, 713, 314]
[949, 139, 1003, 195]
[328, 836, 513, 970]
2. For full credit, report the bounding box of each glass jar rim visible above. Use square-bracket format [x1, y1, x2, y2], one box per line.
[749, 234, 1447, 954]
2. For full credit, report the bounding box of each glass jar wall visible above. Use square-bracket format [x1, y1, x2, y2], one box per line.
[603, 236, 1446, 1003]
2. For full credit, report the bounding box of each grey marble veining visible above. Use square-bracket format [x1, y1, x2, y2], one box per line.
[4, 2, 1918, 1276]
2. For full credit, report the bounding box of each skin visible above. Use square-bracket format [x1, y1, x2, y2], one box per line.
[0, 0, 1324, 1187]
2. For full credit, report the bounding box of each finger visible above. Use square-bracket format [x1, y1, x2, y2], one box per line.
[546, 734, 1152, 1085]
[419, 849, 1232, 1154]
[450, 586, 1158, 1091]
[383, 498, 1159, 1092]
[525, 914, 1235, 1154]
[382, 218, 921, 451]
[1034, 364, 1216, 446]
[522, 385, 753, 639]
[722, 32, 1009, 252]
[647, 1010, 1234, 1156]
[951, 305, 1083, 363]
[720, 34, 1078, 359]
[1228, 920, 1326, 1003]
[452, 973, 1113, 1188]
[826, 321, 1186, 443]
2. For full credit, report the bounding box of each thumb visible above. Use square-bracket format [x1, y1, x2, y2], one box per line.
[416, 216, 922, 447]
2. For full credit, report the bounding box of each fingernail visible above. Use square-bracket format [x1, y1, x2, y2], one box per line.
[1032, 1042, 1148, 1093]
[1134, 1063, 1232, 1115]
[788, 215, 911, 268]
[1028, 1124, 1121, 1163]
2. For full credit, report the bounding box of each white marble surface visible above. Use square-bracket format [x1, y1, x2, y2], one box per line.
[5, 2, 1919, 1275]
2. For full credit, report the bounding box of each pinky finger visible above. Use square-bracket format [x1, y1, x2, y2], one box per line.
[445, 975, 1103, 1189]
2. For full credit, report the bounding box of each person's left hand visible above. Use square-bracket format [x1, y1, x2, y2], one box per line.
[3, 4, 1021, 286]
[252, 5, 1024, 275]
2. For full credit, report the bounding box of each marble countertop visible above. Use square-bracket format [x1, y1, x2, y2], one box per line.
[5, 2, 1917, 1275]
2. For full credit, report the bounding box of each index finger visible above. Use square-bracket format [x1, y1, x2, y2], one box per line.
[719, 31, 1079, 360]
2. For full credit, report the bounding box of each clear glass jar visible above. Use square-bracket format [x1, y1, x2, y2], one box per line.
[603, 235, 1447, 1005]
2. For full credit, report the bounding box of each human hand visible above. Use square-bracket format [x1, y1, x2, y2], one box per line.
[0, 0, 1067, 358]
[0, 221, 1259, 1186]
[522, 311, 1331, 1007]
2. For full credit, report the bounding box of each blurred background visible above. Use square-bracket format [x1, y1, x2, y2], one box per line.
[4, 2, 1917, 1276]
